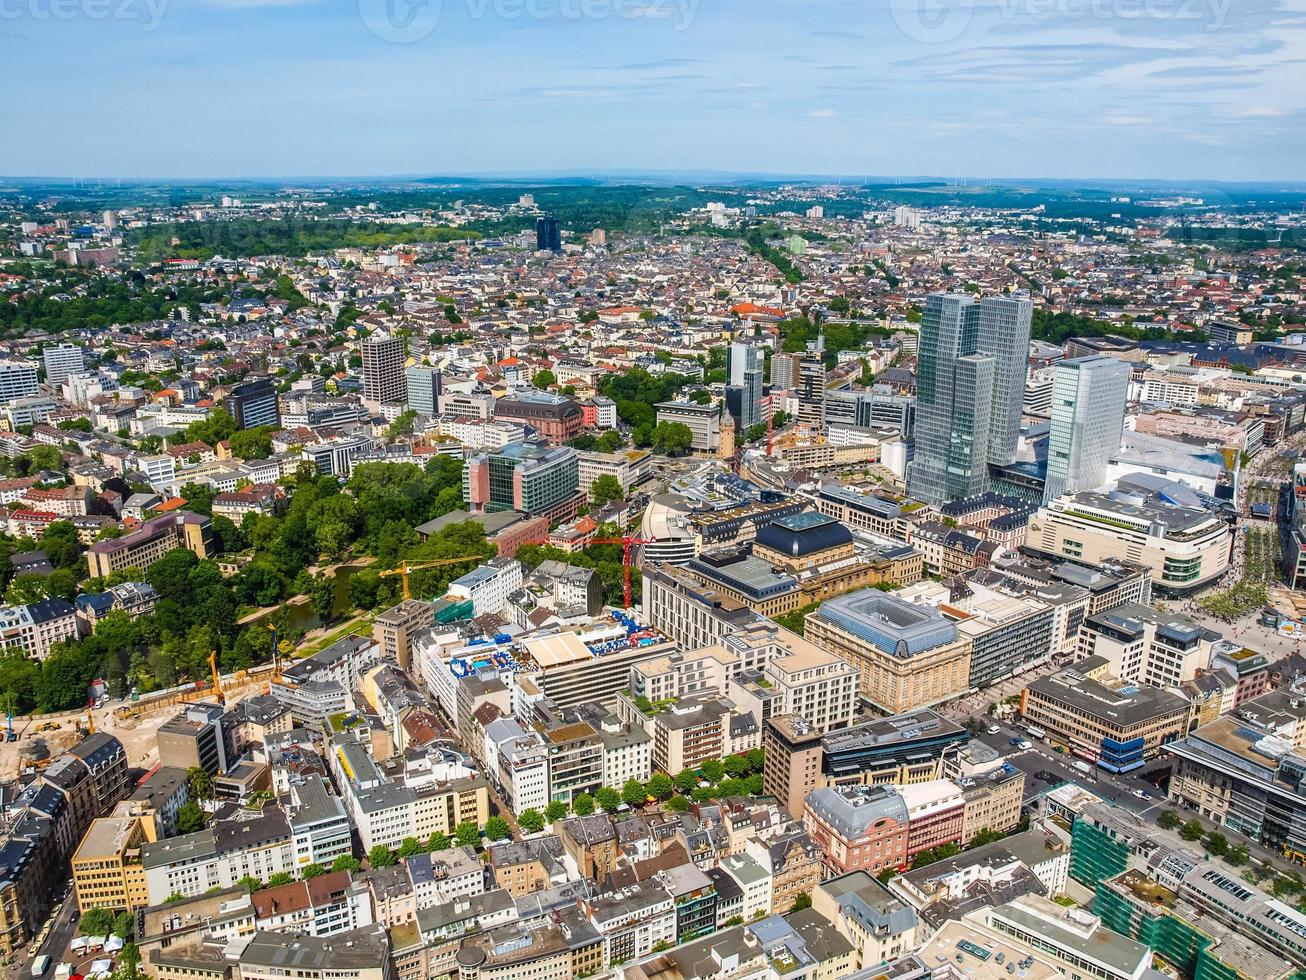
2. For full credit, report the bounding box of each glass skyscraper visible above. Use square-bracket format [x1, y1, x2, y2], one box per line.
[908, 292, 1033, 505]
[728, 343, 766, 432]
[977, 294, 1033, 466]
[1043, 355, 1131, 501]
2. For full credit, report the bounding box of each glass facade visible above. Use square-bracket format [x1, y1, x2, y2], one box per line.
[1044, 355, 1131, 502]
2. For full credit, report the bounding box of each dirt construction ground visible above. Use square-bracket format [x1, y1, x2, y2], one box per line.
[0, 677, 272, 780]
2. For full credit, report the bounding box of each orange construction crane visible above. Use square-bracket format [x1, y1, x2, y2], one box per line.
[379, 556, 486, 601]
[209, 649, 224, 705]
[85, 704, 94, 736]
[588, 536, 653, 610]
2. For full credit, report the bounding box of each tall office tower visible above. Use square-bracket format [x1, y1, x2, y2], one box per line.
[908, 294, 996, 505]
[0, 360, 39, 402]
[729, 343, 765, 432]
[361, 333, 407, 406]
[797, 335, 827, 429]
[226, 378, 280, 430]
[976, 294, 1033, 466]
[893, 206, 920, 230]
[535, 216, 562, 252]
[102, 210, 118, 230]
[42, 343, 85, 386]
[405, 366, 442, 416]
[1042, 355, 1131, 502]
[770, 352, 803, 390]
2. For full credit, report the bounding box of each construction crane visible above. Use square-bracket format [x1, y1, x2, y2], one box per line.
[588, 536, 654, 610]
[379, 556, 485, 601]
[209, 650, 224, 706]
[85, 702, 94, 736]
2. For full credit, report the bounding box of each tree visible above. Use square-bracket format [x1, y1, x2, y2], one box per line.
[700, 759, 725, 784]
[595, 786, 621, 812]
[588, 474, 625, 508]
[724, 754, 750, 779]
[485, 815, 511, 841]
[674, 770, 698, 794]
[665, 795, 690, 813]
[266, 872, 293, 887]
[791, 892, 812, 912]
[723, 915, 744, 927]
[1179, 819, 1206, 842]
[113, 910, 135, 939]
[331, 854, 362, 873]
[81, 906, 115, 936]
[455, 821, 480, 847]
[573, 792, 596, 816]
[397, 837, 423, 858]
[369, 844, 397, 868]
[1158, 810, 1182, 831]
[519, 809, 545, 834]
[533, 369, 557, 389]
[187, 766, 213, 800]
[544, 800, 568, 823]
[967, 828, 1006, 849]
[1205, 832, 1230, 857]
[301, 863, 327, 879]
[175, 801, 205, 834]
[28, 445, 63, 472]
[114, 941, 142, 980]
[622, 779, 647, 808]
[229, 427, 274, 460]
[428, 831, 451, 851]
[647, 772, 674, 801]
[651, 421, 693, 456]
[237, 874, 263, 893]
[1227, 845, 1250, 867]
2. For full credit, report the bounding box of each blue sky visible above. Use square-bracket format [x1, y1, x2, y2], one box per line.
[2, 0, 1304, 180]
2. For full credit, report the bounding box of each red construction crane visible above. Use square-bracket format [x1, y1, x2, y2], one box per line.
[589, 535, 654, 610]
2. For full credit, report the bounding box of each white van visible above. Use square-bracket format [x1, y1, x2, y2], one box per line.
[32, 954, 51, 977]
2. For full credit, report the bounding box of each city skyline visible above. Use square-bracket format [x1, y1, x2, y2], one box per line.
[4, 0, 1304, 180]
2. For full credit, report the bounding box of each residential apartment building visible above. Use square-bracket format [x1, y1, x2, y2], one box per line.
[0, 597, 78, 659]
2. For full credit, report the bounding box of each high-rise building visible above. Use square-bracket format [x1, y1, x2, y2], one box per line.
[770, 351, 803, 390]
[404, 365, 442, 416]
[0, 360, 39, 402]
[226, 377, 280, 430]
[102, 210, 118, 230]
[43, 343, 85, 386]
[361, 333, 406, 406]
[797, 334, 826, 430]
[976, 294, 1033, 466]
[908, 293, 1031, 505]
[1043, 355, 1131, 501]
[535, 216, 561, 252]
[729, 343, 765, 432]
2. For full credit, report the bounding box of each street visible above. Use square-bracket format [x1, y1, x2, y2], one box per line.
[970, 717, 1167, 811]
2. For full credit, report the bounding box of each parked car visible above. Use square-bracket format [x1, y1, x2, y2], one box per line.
[986, 725, 1001, 735]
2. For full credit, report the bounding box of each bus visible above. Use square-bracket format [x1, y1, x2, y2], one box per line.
[31, 955, 50, 977]
[1022, 724, 1047, 741]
